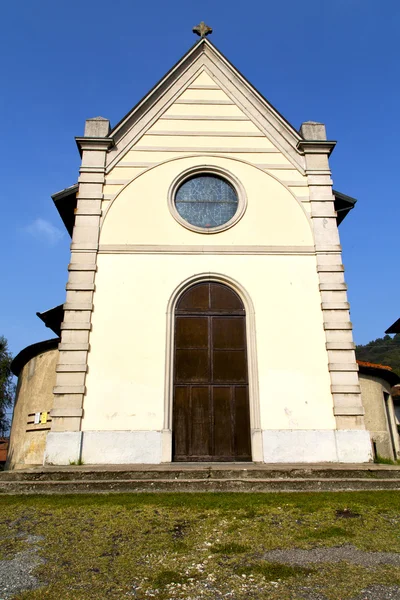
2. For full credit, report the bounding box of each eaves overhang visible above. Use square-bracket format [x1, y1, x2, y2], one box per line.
[36, 304, 65, 337]
[333, 189, 357, 226]
[385, 319, 400, 334]
[52, 184, 78, 237]
[11, 338, 60, 377]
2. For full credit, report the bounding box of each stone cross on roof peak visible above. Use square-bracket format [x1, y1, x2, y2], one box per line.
[193, 21, 212, 38]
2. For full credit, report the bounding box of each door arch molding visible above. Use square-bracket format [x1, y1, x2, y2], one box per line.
[162, 273, 263, 462]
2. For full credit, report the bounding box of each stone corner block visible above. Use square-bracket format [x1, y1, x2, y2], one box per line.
[300, 121, 327, 141]
[161, 429, 172, 463]
[84, 117, 110, 137]
[44, 432, 83, 466]
[251, 428, 264, 463]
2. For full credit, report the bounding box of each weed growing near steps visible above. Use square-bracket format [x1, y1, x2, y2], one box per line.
[374, 454, 400, 465]
[68, 458, 85, 466]
[1, 491, 400, 599]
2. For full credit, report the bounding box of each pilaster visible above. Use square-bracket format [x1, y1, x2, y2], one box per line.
[49, 118, 114, 447]
[299, 122, 365, 431]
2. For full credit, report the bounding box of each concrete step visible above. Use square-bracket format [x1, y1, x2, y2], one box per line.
[1, 473, 400, 494]
[2, 464, 400, 494]
[2, 464, 400, 483]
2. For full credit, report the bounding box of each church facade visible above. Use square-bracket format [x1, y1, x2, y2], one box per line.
[9, 34, 374, 466]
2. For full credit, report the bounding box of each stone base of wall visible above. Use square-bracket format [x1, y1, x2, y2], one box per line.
[44, 432, 82, 465]
[45, 431, 162, 465]
[45, 429, 373, 465]
[262, 430, 373, 463]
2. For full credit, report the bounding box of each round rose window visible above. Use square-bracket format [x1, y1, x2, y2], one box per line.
[175, 174, 238, 230]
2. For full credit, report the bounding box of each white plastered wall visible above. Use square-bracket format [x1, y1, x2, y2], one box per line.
[84, 253, 334, 433]
[79, 152, 360, 464]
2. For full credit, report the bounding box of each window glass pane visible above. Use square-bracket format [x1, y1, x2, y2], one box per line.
[175, 175, 238, 228]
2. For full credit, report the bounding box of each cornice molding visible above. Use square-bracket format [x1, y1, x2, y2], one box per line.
[75, 136, 115, 156]
[297, 140, 336, 156]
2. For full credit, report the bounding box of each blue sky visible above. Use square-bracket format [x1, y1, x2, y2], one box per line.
[0, 0, 399, 357]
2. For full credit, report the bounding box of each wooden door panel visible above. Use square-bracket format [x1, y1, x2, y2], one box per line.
[175, 349, 209, 383]
[213, 387, 233, 458]
[213, 350, 247, 383]
[173, 386, 189, 459]
[190, 387, 210, 457]
[175, 316, 208, 348]
[212, 317, 245, 349]
[210, 283, 243, 310]
[178, 284, 209, 311]
[173, 282, 251, 462]
[234, 387, 252, 459]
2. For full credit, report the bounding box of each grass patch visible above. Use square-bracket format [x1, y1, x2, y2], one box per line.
[153, 569, 188, 587]
[238, 561, 314, 580]
[302, 525, 351, 540]
[210, 542, 249, 554]
[1, 489, 400, 511]
[0, 535, 29, 561]
[1, 491, 400, 599]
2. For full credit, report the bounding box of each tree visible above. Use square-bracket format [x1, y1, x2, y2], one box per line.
[0, 336, 15, 436]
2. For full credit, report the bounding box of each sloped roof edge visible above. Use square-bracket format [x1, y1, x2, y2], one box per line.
[109, 37, 302, 144]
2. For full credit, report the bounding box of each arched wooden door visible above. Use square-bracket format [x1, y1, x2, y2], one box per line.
[173, 282, 252, 462]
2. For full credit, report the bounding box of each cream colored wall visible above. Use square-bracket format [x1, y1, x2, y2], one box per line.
[101, 156, 312, 247]
[7, 349, 57, 469]
[83, 253, 334, 433]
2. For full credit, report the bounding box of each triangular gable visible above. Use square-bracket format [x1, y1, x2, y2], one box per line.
[106, 38, 305, 174]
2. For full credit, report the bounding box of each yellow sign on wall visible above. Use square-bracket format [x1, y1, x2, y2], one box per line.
[40, 412, 48, 424]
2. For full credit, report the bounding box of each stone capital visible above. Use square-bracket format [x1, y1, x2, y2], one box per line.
[75, 137, 114, 156]
[297, 140, 336, 156]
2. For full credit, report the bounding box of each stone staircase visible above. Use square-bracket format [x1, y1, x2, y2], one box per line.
[1, 463, 400, 494]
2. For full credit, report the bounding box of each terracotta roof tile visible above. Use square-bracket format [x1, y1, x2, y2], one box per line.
[357, 360, 393, 372]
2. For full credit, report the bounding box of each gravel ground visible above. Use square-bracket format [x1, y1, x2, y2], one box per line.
[262, 544, 400, 567]
[0, 535, 44, 599]
[297, 586, 400, 600]
[351, 586, 400, 600]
